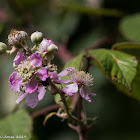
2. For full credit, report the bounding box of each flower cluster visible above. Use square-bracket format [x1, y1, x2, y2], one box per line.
[2, 30, 96, 108]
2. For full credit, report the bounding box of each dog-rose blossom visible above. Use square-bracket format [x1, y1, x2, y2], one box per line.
[62, 70, 96, 102]
[9, 52, 48, 108]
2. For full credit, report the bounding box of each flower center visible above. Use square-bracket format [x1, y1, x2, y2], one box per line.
[16, 60, 35, 81]
[68, 70, 94, 86]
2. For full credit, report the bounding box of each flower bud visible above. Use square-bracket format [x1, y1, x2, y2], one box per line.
[31, 31, 43, 44]
[8, 29, 28, 48]
[0, 42, 7, 54]
[46, 54, 54, 61]
[20, 31, 28, 39]
[47, 44, 58, 54]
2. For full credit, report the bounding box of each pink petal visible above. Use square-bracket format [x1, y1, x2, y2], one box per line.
[62, 83, 78, 96]
[25, 92, 39, 108]
[37, 67, 48, 81]
[80, 86, 96, 102]
[29, 53, 42, 67]
[38, 86, 46, 101]
[57, 67, 75, 77]
[49, 71, 58, 81]
[90, 93, 96, 96]
[16, 92, 28, 104]
[14, 52, 26, 66]
[9, 72, 22, 92]
[54, 79, 71, 84]
[25, 79, 38, 93]
[41, 38, 54, 52]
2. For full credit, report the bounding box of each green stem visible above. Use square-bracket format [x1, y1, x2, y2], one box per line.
[48, 78, 81, 124]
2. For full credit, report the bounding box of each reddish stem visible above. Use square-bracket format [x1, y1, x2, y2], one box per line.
[31, 104, 60, 119]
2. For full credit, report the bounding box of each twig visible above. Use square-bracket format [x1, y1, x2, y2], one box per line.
[32, 104, 60, 119]
[86, 33, 118, 50]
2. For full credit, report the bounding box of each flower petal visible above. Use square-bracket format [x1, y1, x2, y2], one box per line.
[29, 53, 42, 67]
[25, 79, 38, 93]
[41, 38, 54, 52]
[38, 86, 46, 101]
[16, 92, 28, 104]
[37, 67, 48, 81]
[25, 91, 39, 108]
[54, 79, 71, 84]
[14, 52, 26, 66]
[62, 83, 78, 96]
[80, 86, 95, 102]
[90, 93, 96, 96]
[49, 71, 58, 81]
[9, 72, 22, 92]
[57, 67, 75, 77]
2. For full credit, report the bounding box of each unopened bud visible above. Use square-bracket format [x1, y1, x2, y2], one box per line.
[47, 44, 58, 54]
[0, 42, 7, 54]
[46, 54, 54, 61]
[31, 31, 43, 44]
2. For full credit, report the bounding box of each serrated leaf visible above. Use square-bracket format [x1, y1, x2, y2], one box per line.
[0, 110, 32, 140]
[120, 13, 140, 42]
[112, 43, 140, 101]
[112, 42, 140, 58]
[43, 112, 56, 126]
[89, 49, 138, 90]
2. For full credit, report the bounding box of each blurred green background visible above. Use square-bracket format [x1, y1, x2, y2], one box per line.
[0, 0, 140, 140]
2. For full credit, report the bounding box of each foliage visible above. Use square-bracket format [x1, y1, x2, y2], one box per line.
[120, 13, 140, 42]
[0, 110, 32, 140]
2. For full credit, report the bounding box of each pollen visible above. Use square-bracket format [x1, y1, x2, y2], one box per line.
[16, 61, 35, 81]
[68, 70, 94, 86]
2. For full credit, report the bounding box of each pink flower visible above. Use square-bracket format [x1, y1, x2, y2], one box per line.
[62, 70, 96, 102]
[9, 52, 48, 108]
[37, 38, 54, 53]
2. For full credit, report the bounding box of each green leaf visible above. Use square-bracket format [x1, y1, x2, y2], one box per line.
[0, 110, 32, 140]
[112, 42, 140, 58]
[54, 94, 72, 108]
[120, 13, 140, 42]
[64, 51, 85, 69]
[112, 43, 140, 101]
[43, 112, 56, 126]
[89, 49, 138, 90]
